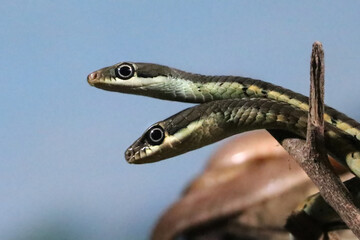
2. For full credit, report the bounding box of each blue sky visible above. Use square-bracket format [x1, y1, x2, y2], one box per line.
[1, 1, 360, 239]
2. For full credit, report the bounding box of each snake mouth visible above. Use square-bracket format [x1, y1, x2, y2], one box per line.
[124, 148, 156, 164]
[124, 144, 150, 164]
[125, 148, 136, 163]
[125, 144, 169, 164]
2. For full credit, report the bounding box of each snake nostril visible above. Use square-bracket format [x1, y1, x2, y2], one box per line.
[87, 71, 99, 84]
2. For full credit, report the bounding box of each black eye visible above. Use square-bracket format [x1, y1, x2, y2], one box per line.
[115, 63, 134, 80]
[146, 125, 165, 145]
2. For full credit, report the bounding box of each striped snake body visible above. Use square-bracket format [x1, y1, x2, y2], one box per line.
[87, 62, 360, 177]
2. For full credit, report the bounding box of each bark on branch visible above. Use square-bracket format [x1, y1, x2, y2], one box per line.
[281, 42, 360, 239]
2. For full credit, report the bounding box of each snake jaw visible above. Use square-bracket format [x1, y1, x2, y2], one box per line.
[125, 138, 150, 164]
[124, 147, 136, 163]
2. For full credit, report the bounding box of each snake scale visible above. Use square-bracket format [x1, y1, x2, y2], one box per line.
[87, 61, 360, 234]
[87, 62, 360, 177]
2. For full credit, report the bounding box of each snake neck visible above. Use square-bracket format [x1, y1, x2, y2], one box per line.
[159, 73, 360, 141]
[88, 62, 360, 141]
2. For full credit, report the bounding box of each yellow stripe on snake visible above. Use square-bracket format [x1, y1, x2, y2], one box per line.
[87, 62, 360, 233]
[87, 62, 360, 177]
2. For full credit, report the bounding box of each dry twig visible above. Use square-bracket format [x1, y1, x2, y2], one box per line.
[281, 42, 360, 239]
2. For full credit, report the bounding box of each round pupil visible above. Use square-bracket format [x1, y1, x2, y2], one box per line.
[119, 65, 132, 77]
[150, 128, 163, 142]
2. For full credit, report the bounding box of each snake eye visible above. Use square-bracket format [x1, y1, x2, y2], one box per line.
[115, 63, 134, 80]
[146, 125, 165, 145]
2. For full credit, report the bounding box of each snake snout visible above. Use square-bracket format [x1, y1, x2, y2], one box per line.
[125, 148, 135, 163]
[87, 71, 101, 85]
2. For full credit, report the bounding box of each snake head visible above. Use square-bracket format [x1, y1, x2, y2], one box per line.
[125, 113, 208, 164]
[87, 62, 176, 96]
[125, 100, 236, 164]
[125, 123, 168, 164]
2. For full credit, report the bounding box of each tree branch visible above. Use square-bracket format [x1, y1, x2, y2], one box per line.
[282, 42, 360, 239]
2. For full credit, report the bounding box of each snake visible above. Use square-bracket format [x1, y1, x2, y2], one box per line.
[87, 62, 360, 176]
[125, 99, 360, 176]
[87, 62, 360, 141]
[87, 61, 360, 232]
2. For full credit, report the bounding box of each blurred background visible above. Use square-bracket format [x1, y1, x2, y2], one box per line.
[1, 1, 360, 239]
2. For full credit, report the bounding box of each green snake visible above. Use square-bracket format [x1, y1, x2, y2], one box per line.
[87, 62, 360, 177]
[88, 61, 360, 231]
[87, 62, 360, 140]
[121, 97, 360, 166]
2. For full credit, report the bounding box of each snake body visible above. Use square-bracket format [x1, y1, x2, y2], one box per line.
[87, 62, 360, 176]
[88, 61, 360, 234]
[87, 62, 360, 141]
[124, 98, 360, 177]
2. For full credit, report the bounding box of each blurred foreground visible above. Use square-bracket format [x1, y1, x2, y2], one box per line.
[154, 130, 355, 240]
